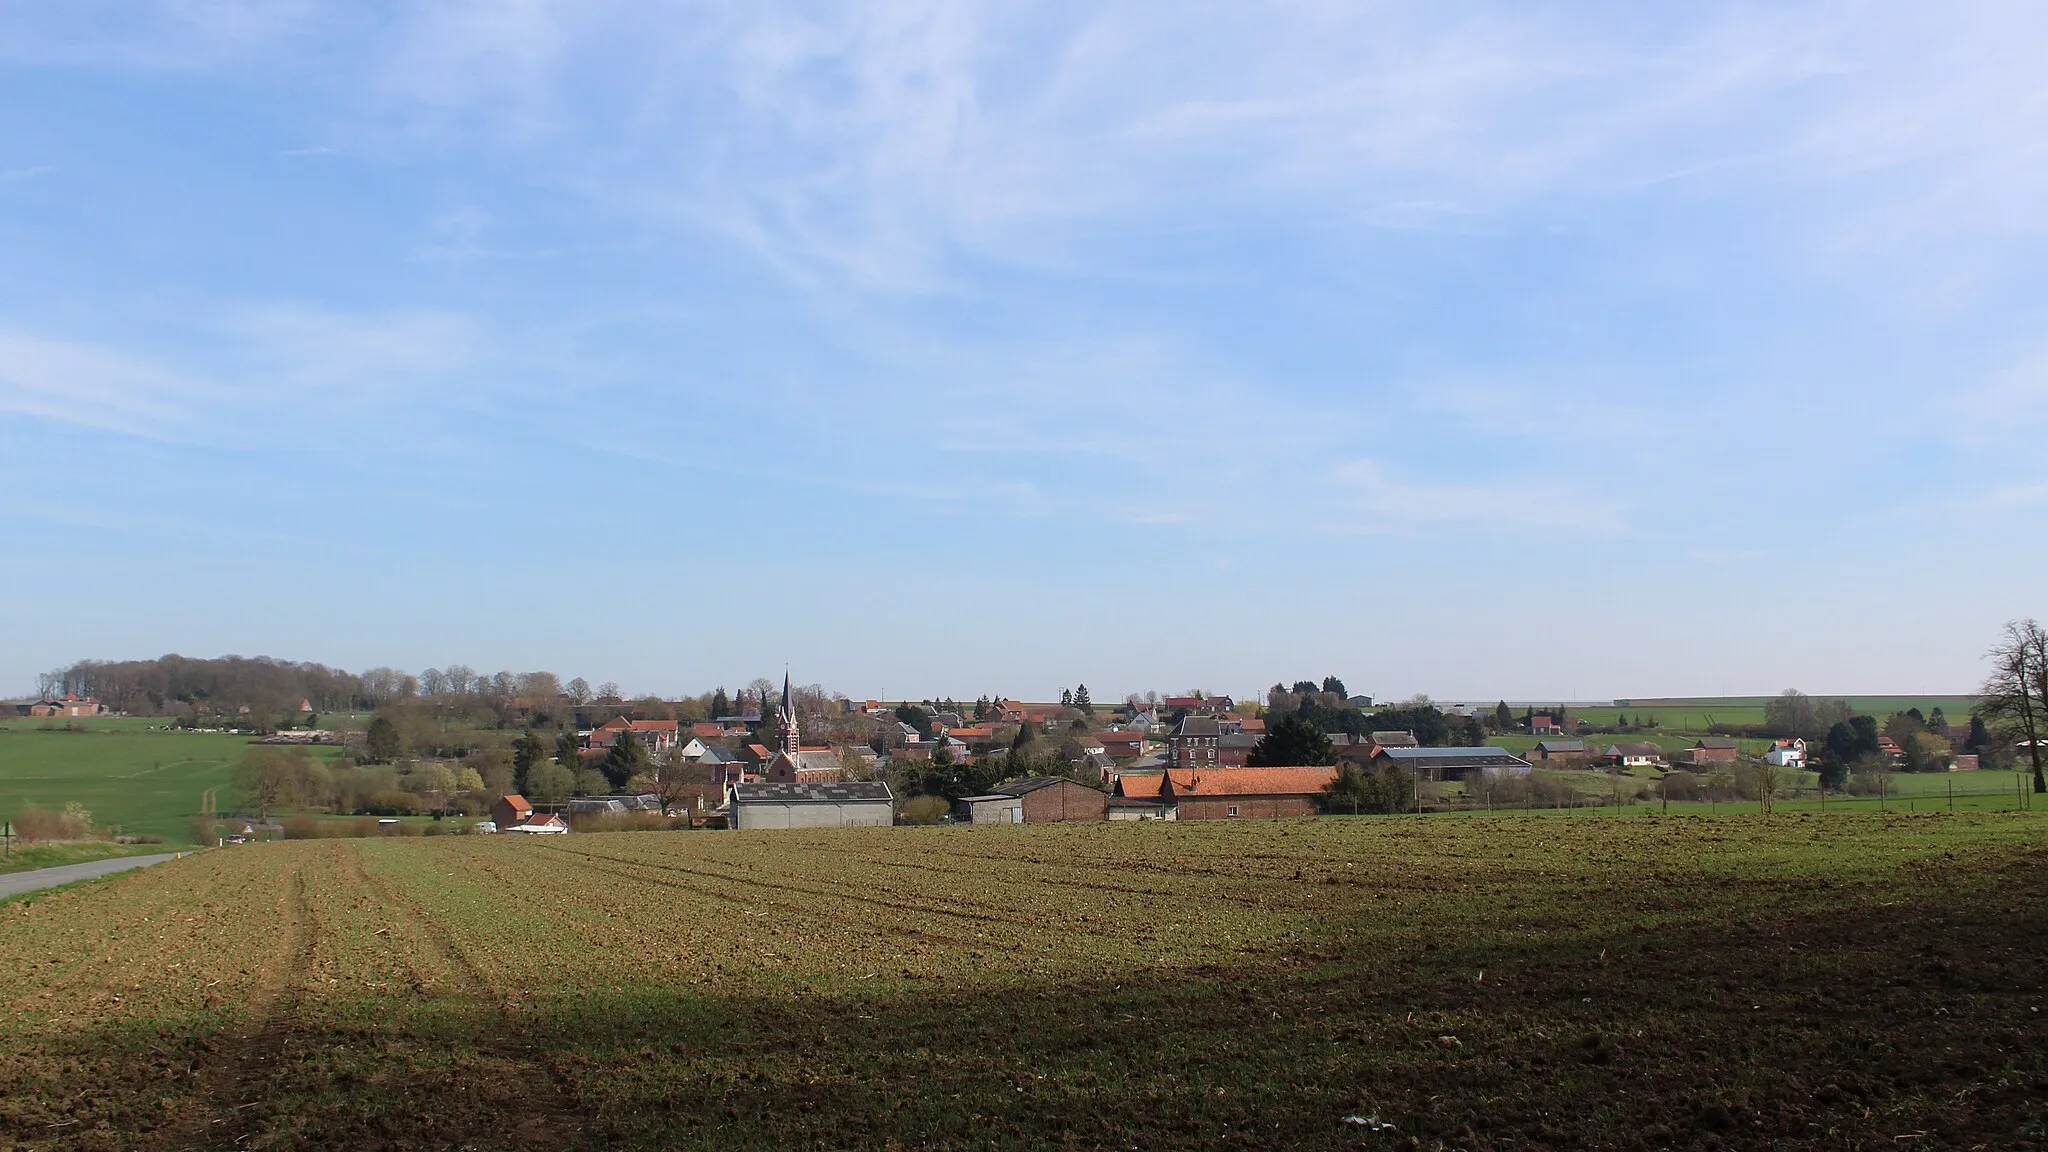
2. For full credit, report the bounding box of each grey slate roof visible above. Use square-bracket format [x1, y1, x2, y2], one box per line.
[1370, 731, 1419, 747]
[1533, 740, 1588, 754]
[1220, 733, 1260, 749]
[731, 781, 894, 804]
[795, 750, 845, 774]
[1374, 746, 1531, 767]
[1695, 738, 1739, 749]
[1173, 716, 1222, 738]
[994, 776, 1095, 797]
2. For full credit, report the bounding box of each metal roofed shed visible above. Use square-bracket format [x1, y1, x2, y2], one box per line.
[1372, 746, 1532, 781]
[730, 781, 895, 829]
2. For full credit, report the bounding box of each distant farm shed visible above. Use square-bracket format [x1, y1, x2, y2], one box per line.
[992, 777, 1108, 823]
[731, 782, 894, 830]
[954, 794, 1024, 824]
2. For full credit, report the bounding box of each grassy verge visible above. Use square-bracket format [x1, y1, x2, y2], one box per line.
[0, 840, 168, 876]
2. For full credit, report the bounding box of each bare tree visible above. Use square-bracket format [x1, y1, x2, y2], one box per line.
[1981, 619, 2047, 794]
[648, 751, 714, 815]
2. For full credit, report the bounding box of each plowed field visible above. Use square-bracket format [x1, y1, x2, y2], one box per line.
[2, 814, 2043, 1150]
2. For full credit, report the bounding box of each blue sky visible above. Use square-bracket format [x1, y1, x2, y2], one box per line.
[3, 2, 2045, 703]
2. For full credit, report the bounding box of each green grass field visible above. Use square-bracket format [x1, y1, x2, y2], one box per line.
[0, 815, 2041, 1149]
[1577, 695, 1978, 731]
[0, 723, 256, 844]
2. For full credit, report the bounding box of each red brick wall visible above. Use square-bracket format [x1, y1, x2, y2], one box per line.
[1175, 795, 1319, 820]
[1018, 781, 1108, 823]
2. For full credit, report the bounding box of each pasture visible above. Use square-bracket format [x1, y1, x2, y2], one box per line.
[1578, 696, 1978, 732]
[0, 814, 2041, 1150]
[0, 725, 256, 843]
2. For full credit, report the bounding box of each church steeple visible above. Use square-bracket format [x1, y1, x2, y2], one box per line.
[777, 671, 800, 755]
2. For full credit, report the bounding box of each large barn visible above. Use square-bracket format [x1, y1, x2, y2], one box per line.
[729, 781, 895, 829]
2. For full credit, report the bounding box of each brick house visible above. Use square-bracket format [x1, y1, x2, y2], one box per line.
[1686, 738, 1739, 765]
[585, 716, 681, 754]
[992, 777, 1109, 823]
[1161, 766, 1338, 820]
[491, 794, 535, 829]
[1100, 730, 1146, 759]
[1167, 716, 1217, 767]
[1530, 714, 1562, 736]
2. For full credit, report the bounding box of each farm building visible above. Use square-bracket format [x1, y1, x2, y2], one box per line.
[730, 782, 894, 830]
[1099, 730, 1147, 759]
[505, 813, 568, 834]
[1527, 740, 1590, 762]
[953, 794, 1024, 824]
[19, 695, 107, 718]
[1109, 771, 1174, 819]
[568, 794, 665, 817]
[491, 794, 535, 829]
[991, 776, 1109, 823]
[1604, 742, 1662, 768]
[1161, 766, 1338, 820]
[1371, 746, 1532, 782]
[1108, 797, 1175, 820]
[1683, 738, 1740, 765]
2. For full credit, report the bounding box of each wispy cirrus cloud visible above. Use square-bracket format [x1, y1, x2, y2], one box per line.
[1335, 458, 1625, 535]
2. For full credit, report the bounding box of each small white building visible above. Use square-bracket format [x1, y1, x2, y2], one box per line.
[1763, 738, 1807, 769]
[953, 794, 1024, 824]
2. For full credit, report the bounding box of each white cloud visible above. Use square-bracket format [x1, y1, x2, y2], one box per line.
[0, 308, 481, 441]
[0, 165, 53, 182]
[1334, 458, 1624, 535]
[0, 330, 211, 437]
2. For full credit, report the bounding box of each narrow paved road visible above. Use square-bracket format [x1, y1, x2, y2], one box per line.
[0, 853, 184, 899]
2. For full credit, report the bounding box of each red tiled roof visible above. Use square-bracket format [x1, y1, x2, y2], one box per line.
[692, 723, 723, 738]
[627, 719, 679, 732]
[1165, 766, 1337, 797]
[501, 794, 532, 810]
[1114, 772, 1167, 799]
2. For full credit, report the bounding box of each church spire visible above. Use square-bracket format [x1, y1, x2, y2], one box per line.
[778, 670, 800, 755]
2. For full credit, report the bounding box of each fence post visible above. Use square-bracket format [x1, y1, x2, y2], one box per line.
[1948, 779, 1954, 814]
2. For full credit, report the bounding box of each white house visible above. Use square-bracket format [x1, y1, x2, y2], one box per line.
[1763, 738, 1807, 769]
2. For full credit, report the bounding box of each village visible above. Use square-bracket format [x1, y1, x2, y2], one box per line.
[453, 675, 1962, 835]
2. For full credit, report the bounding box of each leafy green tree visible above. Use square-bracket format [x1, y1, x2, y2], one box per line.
[895, 704, 934, 739]
[365, 715, 403, 763]
[526, 761, 574, 803]
[1965, 714, 1995, 755]
[1073, 683, 1094, 716]
[602, 729, 648, 790]
[1060, 688, 1072, 707]
[1322, 676, 1347, 698]
[512, 730, 547, 793]
[1249, 713, 1336, 766]
[1292, 680, 1319, 695]
[554, 729, 581, 771]
[1493, 701, 1513, 733]
[1012, 720, 1037, 750]
[1926, 706, 1948, 736]
[710, 687, 731, 717]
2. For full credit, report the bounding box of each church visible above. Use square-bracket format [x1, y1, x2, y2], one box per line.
[760, 674, 850, 785]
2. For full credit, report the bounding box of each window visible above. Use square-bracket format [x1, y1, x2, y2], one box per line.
[1226, 805, 1239, 817]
